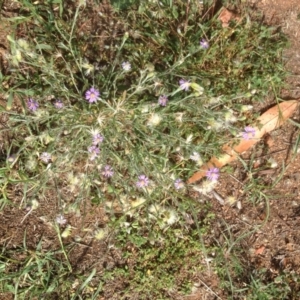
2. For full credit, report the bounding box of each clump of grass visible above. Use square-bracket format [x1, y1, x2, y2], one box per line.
[0, 0, 289, 298]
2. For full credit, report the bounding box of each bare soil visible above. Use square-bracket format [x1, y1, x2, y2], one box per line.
[1, 1, 300, 299]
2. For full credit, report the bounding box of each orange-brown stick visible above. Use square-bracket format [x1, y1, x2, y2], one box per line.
[187, 100, 298, 184]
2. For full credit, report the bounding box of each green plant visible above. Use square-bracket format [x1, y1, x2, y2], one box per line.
[0, 0, 291, 298]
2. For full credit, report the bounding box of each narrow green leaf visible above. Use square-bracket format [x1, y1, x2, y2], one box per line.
[35, 44, 53, 51]
[6, 92, 14, 111]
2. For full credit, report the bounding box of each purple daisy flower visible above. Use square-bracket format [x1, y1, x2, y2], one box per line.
[88, 145, 100, 161]
[242, 126, 256, 140]
[92, 133, 104, 145]
[27, 98, 39, 112]
[122, 61, 131, 71]
[54, 99, 64, 109]
[174, 179, 184, 190]
[200, 39, 209, 49]
[158, 95, 168, 106]
[206, 167, 220, 181]
[56, 214, 67, 225]
[136, 175, 149, 188]
[179, 79, 190, 91]
[101, 165, 114, 178]
[40, 152, 52, 163]
[85, 87, 100, 103]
